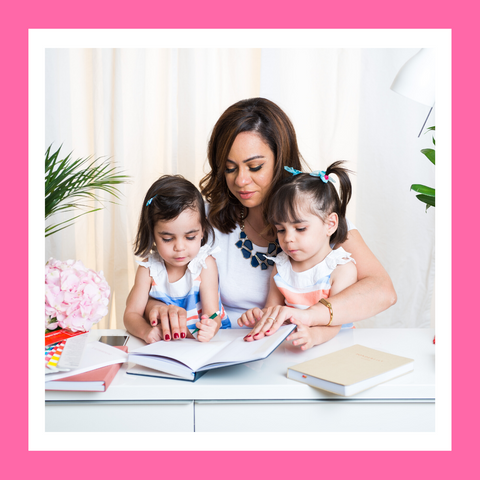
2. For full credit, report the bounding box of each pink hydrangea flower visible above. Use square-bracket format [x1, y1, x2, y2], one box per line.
[45, 258, 111, 332]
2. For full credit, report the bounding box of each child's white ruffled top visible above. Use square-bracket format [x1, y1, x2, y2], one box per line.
[137, 244, 230, 329]
[271, 247, 355, 329]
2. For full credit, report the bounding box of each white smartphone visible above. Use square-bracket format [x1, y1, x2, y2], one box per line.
[98, 335, 129, 347]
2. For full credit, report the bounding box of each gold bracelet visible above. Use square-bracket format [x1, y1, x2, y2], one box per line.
[319, 298, 334, 326]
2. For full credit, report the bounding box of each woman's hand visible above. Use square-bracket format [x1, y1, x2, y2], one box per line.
[147, 300, 188, 341]
[243, 305, 298, 341]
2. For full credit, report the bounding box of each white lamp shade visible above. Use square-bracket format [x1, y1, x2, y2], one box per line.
[391, 48, 435, 107]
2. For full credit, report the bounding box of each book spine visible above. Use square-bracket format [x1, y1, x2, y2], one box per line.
[45, 329, 87, 346]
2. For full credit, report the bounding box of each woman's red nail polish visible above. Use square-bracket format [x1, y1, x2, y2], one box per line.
[181, 332, 186, 338]
[174, 333, 179, 339]
[165, 334, 170, 340]
[266, 330, 270, 333]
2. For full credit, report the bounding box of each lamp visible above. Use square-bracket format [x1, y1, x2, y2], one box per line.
[391, 48, 435, 136]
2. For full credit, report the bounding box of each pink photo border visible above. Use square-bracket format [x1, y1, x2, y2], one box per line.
[4, 1, 477, 477]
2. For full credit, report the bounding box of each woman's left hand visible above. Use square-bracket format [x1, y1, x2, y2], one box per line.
[243, 305, 298, 341]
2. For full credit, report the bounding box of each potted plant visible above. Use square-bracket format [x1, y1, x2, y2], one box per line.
[411, 126, 435, 210]
[45, 145, 130, 333]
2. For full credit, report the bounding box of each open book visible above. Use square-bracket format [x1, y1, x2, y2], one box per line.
[128, 324, 296, 381]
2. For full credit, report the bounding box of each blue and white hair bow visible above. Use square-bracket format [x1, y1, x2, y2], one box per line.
[284, 166, 303, 176]
[284, 166, 335, 184]
[146, 194, 157, 206]
[310, 170, 335, 184]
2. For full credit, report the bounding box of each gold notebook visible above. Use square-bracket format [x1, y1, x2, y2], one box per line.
[287, 344, 414, 396]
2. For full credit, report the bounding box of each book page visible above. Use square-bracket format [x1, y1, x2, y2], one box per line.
[45, 341, 128, 382]
[201, 325, 294, 368]
[131, 338, 232, 371]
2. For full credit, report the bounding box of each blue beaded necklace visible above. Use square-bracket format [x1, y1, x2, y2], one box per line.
[235, 210, 282, 270]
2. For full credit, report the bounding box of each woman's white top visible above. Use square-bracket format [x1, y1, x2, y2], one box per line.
[211, 219, 356, 327]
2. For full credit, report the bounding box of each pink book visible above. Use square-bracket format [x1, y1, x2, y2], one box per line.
[45, 346, 128, 392]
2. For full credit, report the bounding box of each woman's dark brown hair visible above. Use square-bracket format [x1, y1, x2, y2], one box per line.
[200, 97, 304, 234]
[134, 175, 213, 258]
[268, 161, 353, 245]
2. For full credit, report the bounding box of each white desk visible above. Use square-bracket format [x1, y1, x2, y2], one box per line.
[45, 328, 435, 432]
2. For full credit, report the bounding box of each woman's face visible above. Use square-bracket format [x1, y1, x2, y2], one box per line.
[224, 131, 275, 210]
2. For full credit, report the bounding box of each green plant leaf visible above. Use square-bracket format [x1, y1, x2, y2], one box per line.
[45, 145, 130, 237]
[411, 184, 435, 197]
[421, 148, 435, 165]
[426, 126, 435, 131]
[416, 194, 435, 208]
[45, 208, 103, 237]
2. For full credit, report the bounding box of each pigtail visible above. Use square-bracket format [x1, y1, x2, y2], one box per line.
[325, 161, 353, 245]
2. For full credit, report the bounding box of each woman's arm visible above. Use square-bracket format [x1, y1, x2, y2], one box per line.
[248, 229, 397, 336]
[329, 258, 357, 297]
[285, 258, 356, 349]
[319, 229, 397, 325]
[124, 266, 162, 344]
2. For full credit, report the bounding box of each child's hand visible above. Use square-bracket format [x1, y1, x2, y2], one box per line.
[237, 307, 265, 327]
[195, 315, 217, 343]
[286, 318, 316, 350]
[144, 325, 163, 344]
[287, 318, 341, 350]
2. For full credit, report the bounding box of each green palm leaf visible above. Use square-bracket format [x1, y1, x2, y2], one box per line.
[421, 148, 435, 165]
[411, 184, 435, 197]
[416, 194, 435, 210]
[411, 127, 435, 211]
[45, 145, 130, 237]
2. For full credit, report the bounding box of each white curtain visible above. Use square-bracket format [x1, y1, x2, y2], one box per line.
[45, 48, 435, 330]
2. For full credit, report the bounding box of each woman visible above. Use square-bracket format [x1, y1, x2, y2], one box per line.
[143, 98, 397, 341]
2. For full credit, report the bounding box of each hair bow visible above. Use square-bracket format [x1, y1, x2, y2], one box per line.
[284, 166, 302, 175]
[284, 166, 335, 184]
[146, 194, 157, 206]
[310, 170, 335, 184]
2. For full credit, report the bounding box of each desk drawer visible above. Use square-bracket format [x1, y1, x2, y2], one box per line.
[194, 400, 434, 432]
[46, 400, 194, 432]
